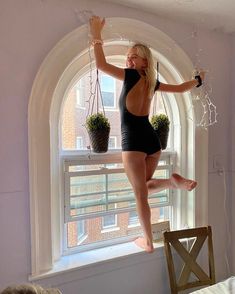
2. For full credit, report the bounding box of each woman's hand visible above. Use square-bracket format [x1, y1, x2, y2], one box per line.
[89, 15, 105, 39]
[198, 70, 206, 81]
[194, 70, 206, 88]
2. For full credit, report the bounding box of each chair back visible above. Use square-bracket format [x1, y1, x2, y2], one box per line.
[163, 226, 215, 294]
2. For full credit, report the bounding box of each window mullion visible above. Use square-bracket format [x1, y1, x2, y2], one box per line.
[105, 174, 109, 211]
[64, 171, 71, 223]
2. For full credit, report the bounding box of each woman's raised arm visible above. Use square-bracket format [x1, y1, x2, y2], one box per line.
[89, 16, 125, 80]
[158, 71, 205, 93]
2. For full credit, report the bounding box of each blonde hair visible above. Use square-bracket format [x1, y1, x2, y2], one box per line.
[132, 43, 156, 97]
[0, 284, 61, 294]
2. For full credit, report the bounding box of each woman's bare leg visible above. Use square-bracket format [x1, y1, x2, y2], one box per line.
[170, 173, 197, 191]
[122, 151, 197, 253]
[145, 152, 197, 195]
[122, 151, 154, 253]
[147, 173, 197, 195]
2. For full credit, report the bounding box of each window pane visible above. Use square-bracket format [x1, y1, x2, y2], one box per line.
[102, 91, 114, 107]
[67, 206, 170, 249]
[65, 161, 171, 222]
[70, 196, 106, 216]
[101, 75, 115, 107]
[70, 175, 105, 196]
[101, 75, 114, 92]
[61, 69, 122, 150]
[61, 68, 172, 151]
[66, 213, 139, 249]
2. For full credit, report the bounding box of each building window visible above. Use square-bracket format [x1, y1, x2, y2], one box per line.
[128, 211, 139, 226]
[76, 136, 84, 150]
[103, 214, 117, 228]
[108, 136, 117, 149]
[159, 207, 164, 220]
[28, 20, 204, 275]
[102, 204, 117, 229]
[76, 79, 86, 108]
[101, 74, 115, 108]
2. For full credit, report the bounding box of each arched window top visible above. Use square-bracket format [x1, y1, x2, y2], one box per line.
[61, 55, 177, 152]
[28, 17, 208, 277]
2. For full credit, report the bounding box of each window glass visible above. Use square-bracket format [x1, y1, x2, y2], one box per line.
[64, 158, 172, 252]
[101, 75, 115, 108]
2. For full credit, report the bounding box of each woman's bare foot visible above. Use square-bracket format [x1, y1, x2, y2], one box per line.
[171, 173, 197, 191]
[134, 237, 154, 253]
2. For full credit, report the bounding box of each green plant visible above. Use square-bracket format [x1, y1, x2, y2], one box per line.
[86, 113, 110, 153]
[150, 114, 170, 131]
[86, 112, 110, 131]
[150, 114, 170, 150]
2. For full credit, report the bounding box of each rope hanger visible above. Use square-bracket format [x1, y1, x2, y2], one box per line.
[87, 69, 106, 117]
[152, 62, 168, 116]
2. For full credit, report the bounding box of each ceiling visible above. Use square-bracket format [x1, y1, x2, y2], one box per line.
[105, 0, 235, 34]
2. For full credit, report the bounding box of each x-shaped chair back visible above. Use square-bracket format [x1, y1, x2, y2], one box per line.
[163, 226, 215, 294]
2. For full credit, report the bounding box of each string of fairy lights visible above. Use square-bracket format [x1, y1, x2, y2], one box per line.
[75, 9, 218, 129]
[184, 28, 218, 128]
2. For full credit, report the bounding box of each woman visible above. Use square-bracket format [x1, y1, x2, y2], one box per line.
[89, 16, 204, 253]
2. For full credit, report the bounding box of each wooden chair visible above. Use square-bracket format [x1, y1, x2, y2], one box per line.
[163, 226, 215, 294]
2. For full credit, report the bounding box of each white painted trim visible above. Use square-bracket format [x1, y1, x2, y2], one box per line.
[29, 241, 166, 283]
[28, 17, 208, 276]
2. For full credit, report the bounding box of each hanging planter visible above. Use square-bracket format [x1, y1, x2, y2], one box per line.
[150, 114, 170, 150]
[150, 62, 170, 150]
[86, 69, 111, 153]
[86, 112, 110, 153]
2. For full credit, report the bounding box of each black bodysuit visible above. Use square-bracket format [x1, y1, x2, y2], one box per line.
[119, 68, 161, 155]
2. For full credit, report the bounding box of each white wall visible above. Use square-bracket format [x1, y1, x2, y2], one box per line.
[0, 0, 233, 293]
[231, 34, 235, 275]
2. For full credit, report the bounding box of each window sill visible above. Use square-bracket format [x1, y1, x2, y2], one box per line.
[101, 226, 120, 233]
[29, 241, 165, 282]
[128, 223, 140, 228]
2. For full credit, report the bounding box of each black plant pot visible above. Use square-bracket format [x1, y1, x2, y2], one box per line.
[155, 129, 169, 150]
[88, 128, 110, 153]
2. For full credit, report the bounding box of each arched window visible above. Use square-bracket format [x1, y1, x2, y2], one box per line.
[28, 18, 208, 277]
[61, 60, 175, 254]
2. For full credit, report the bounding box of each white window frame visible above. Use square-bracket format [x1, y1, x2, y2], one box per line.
[62, 151, 174, 253]
[28, 18, 208, 277]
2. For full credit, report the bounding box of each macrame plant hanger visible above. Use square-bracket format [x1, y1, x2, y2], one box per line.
[152, 62, 167, 115]
[151, 62, 170, 150]
[88, 69, 105, 117]
[86, 69, 110, 153]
